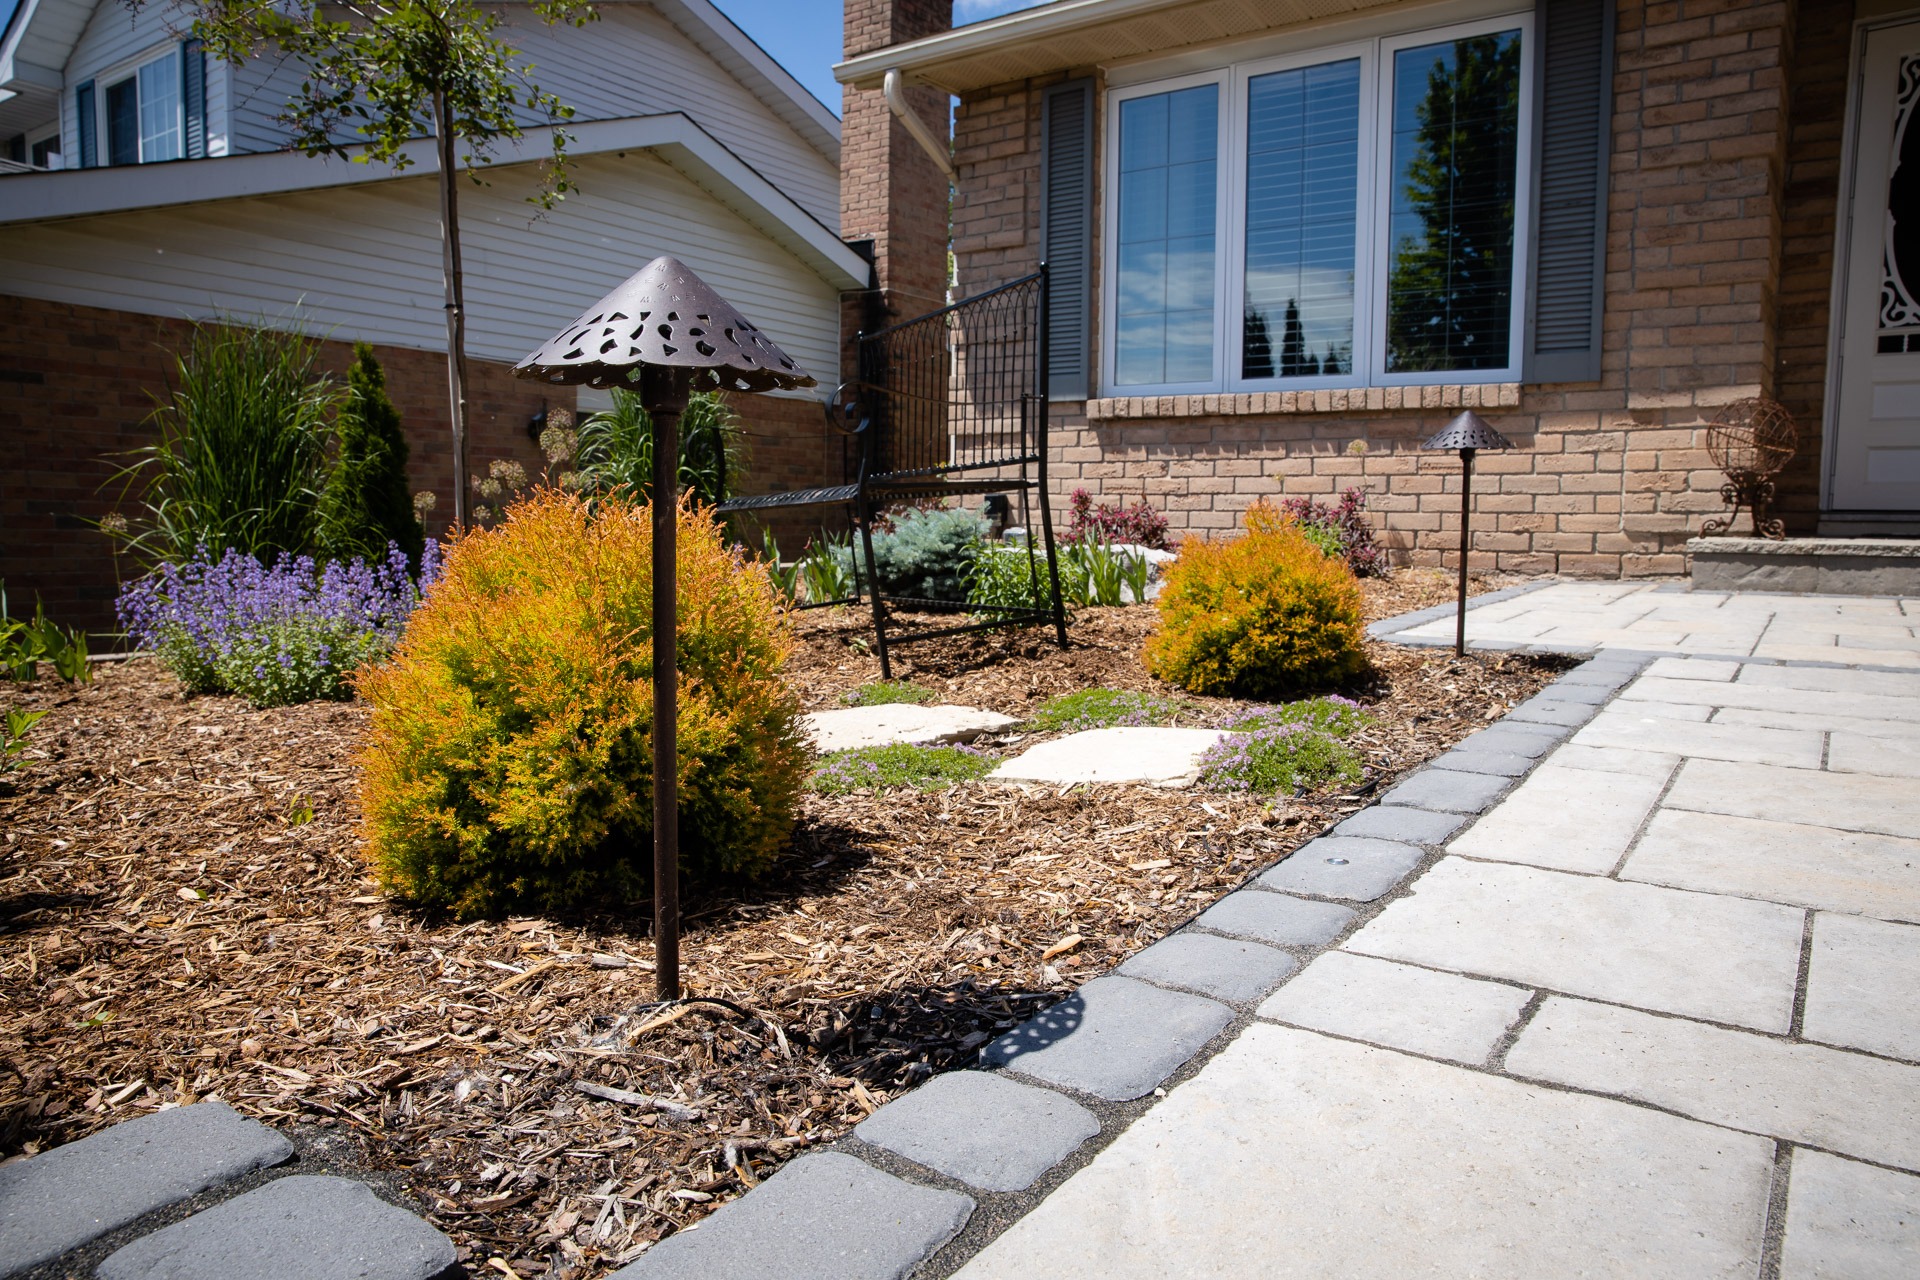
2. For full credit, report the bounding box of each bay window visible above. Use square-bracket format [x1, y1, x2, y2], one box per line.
[1101, 13, 1535, 396]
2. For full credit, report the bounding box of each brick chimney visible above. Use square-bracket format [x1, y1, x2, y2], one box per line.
[842, 0, 953, 354]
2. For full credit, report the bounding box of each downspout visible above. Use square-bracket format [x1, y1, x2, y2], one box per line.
[883, 68, 955, 179]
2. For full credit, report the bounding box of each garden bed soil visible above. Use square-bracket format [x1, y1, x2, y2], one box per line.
[0, 568, 1554, 1278]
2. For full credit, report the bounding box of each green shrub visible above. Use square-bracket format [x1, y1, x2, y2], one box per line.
[967, 544, 1053, 612]
[844, 680, 937, 707]
[567, 389, 747, 507]
[109, 318, 338, 569]
[357, 490, 807, 917]
[810, 743, 997, 794]
[967, 541, 1153, 613]
[316, 344, 425, 568]
[1144, 501, 1369, 698]
[1024, 688, 1190, 732]
[839, 507, 984, 603]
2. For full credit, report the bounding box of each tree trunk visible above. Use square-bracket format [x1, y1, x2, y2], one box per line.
[434, 89, 471, 531]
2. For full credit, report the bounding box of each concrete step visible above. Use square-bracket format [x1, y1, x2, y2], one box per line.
[1687, 536, 1920, 595]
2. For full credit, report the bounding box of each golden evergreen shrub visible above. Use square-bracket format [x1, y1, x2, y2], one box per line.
[1143, 500, 1369, 698]
[357, 489, 806, 917]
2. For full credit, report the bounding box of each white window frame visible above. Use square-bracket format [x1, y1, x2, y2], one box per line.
[93, 44, 183, 166]
[1099, 10, 1536, 398]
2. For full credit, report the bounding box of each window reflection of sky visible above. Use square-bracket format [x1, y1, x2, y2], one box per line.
[1117, 85, 1218, 385]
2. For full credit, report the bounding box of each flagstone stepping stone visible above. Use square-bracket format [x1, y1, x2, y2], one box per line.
[804, 704, 1018, 753]
[988, 727, 1225, 787]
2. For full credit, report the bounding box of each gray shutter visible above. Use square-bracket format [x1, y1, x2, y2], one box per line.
[76, 81, 97, 169]
[1525, 0, 1614, 384]
[182, 38, 206, 159]
[1041, 78, 1094, 400]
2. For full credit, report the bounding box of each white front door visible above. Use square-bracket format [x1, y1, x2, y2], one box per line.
[1833, 19, 1920, 512]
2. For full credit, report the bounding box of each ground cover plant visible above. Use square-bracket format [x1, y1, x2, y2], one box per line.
[117, 543, 433, 708]
[359, 491, 807, 917]
[0, 566, 1555, 1278]
[843, 680, 937, 707]
[810, 743, 998, 794]
[1022, 688, 1191, 732]
[1196, 698, 1377, 796]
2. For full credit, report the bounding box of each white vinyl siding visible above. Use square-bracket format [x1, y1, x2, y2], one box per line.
[0, 150, 840, 385]
[62, 0, 216, 163]
[222, 4, 839, 230]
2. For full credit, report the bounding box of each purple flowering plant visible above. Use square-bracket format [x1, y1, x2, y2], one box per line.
[1276, 487, 1385, 578]
[1198, 695, 1373, 796]
[118, 541, 440, 708]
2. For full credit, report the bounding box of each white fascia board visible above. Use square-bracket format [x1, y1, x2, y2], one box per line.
[646, 0, 841, 159]
[0, 112, 870, 289]
[834, 0, 1193, 88]
[1, 0, 88, 93]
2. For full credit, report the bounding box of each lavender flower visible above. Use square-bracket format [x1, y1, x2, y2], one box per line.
[118, 541, 439, 707]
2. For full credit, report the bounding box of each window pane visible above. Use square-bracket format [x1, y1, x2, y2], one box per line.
[106, 78, 138, 167]
[1384, 30, 1522, 373]
[138, 52, 181, 163]
[1243, 58, 1359, 380]
[1115, 85, 1218, 386]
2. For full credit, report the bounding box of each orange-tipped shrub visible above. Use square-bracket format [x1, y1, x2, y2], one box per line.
[1143, 500, 1369, 698]
[357, 489, 807, 917]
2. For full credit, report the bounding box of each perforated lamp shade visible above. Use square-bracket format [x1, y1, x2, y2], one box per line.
[514, 256, 813, 1003]
[1421, 411, 1514, 656]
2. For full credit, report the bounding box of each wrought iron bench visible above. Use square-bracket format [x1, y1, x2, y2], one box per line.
[716, 268, 1067, 678]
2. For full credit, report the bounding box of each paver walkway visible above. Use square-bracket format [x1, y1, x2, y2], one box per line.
[954, 584, 1920, 1278]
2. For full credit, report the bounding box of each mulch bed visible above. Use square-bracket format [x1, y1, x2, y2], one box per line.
[0, 567, 1557, 1278]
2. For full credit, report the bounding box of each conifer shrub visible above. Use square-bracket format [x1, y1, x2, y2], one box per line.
[317, 344, 425, 568]
[357, 490, 807, 917]
[1143, 501, 1369, 698]
[835, 506, 984, 603]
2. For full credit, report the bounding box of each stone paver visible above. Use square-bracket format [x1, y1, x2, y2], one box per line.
[609, 1153, 971, 1280]
[1780, 1149, 1920, 1279]
[1545, 742, 1684, 778]
[1447, 762, 1670, 875]
[95, 1175, 453, 1280]
[1572, 709, 1825, 768]
[1328, 805, 1466, 845]
[1665, 757, 1920, 838]
[1255, 836, 1424, 902]
[987, 727, 1224, 787]
[1191, 890, 1355, 947]
[1826, 730, 1920, 777]
[1116, 933, 1299, 1004]
[1348, 858, 1804, 1031]
[0, 1100, 292, 1277]
[951, 1026, 1774, 1280]
[855, 1072, 1097, 1193]
[1622, 809, 1920, 922]
[1424, 746, 1536, 777]
[1504, 697, 1599, 728]
[1507, 997, 1920, 1173]
[1451, 723, 1565, 759]
[981, 976, 1232, 1101]
[1802, 912, 1920, 1061]
[1257, 952, 1530, 1065]
[1377, 768, 1510, 815]
[804, 704, 1018, 753]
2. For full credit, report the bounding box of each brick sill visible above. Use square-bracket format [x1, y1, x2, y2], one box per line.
[1083, 383, 1522, 421]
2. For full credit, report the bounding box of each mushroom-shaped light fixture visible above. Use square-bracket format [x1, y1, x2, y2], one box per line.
[1421, 411, 1513, 658]
[515, 256, 815, 1000]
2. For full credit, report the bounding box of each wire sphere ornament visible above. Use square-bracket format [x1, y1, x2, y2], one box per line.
[1701, 397, 1798, 540]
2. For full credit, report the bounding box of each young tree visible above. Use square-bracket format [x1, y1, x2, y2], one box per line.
[317, 343, 426, 567]
[167, 0, 596, 529]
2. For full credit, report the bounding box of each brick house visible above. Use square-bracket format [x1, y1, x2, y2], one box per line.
[0, 0, 868, 630]
[836, 0, 1920, 575]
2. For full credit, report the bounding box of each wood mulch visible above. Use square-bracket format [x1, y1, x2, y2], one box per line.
[0, 567, 1556, 1278]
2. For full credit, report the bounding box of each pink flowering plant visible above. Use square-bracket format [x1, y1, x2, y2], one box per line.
[118, 542, 439, 707]
[1196, 695, 1374, 796]
[1276, 487, 1384, 577]
[1061, 489, 1171, 551]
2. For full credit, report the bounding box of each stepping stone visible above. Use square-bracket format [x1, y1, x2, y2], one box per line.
[1192, 890, 1355, 947]
[1257, 951, 1530, 1065]
[96, 1175, 454, 1280]
[1117, 933, 1299, 1004]
[0, 1100, 292, 1278]
[805, 704, 1018, 753]
[1257, 836, 1425, 902]
[856, 1072, 1098, 1192]
[983, 976, 1232, 1101]
[988, 727, 1225, 787]
[609, 1152, 971, 1280]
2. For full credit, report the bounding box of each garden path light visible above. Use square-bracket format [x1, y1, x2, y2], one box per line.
[1422, 411, 1513, 658]
[515, 256, 815, 1000]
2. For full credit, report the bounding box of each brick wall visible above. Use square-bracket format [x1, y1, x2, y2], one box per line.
[924, 0, 1848, 576]
[842, 0, 953, 370]
[0, 294, 845, 632]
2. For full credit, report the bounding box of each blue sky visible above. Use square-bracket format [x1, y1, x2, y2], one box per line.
[0, 0, 1055, 122]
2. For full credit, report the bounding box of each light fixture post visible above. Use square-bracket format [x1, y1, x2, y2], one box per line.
[1421, 411, 1514, 661]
